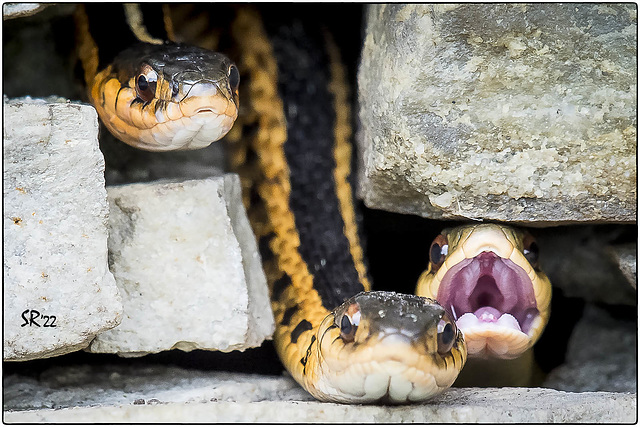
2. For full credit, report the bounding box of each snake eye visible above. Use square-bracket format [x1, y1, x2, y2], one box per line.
[135, 67, 158, 103]
[228, 64, 240, 92]
[436, 313, 457, 355]
[339, 303, 361, 343]
[429, 234, 449, 271]
[523, 232, 539, 269]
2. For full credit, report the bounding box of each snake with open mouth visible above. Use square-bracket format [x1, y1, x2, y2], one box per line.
[73, 3, 551, 403]
[416, 224, 552, 361]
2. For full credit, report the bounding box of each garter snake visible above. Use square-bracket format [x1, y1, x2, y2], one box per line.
[76, 4, 466, 403]
[416, 224, 552, 360]
[75, 4, 239, 151]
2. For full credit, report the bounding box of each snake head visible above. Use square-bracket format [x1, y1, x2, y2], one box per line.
[91, 42, 239, 151]
[309, 291, 466, 404]
[416, 224, 552, 359]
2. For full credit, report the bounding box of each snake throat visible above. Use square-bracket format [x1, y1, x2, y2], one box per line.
[416, 224, 552, 359]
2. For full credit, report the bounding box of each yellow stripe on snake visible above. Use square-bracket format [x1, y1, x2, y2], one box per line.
[75, 4, 552, 402]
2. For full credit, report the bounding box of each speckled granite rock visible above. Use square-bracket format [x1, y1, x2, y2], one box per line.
[357, 4, 637, 224]
[3, 364, 636, 422]
[543, 304, 636, 393]
[3, 97, 122, 361]
[88, 175, 274, 356]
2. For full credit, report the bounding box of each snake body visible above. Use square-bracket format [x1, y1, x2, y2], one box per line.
[74, 4, 491, 403]
[226, 8, 465, 403]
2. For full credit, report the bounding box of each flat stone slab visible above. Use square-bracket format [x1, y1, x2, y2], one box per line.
[3, 97, 122, 361]
[357, 4, 637, 224]
[3, 365, 635, 423]
[88, 175, 274, 356]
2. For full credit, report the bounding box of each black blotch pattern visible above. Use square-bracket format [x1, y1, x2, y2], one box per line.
[264, 15, 365, 311]
[290, 319, 313, 344]
[300, 335, 316, 374]
[280, 305, 298, 326]
[271, 275, 291, 302]
[258, 232, 276, 262]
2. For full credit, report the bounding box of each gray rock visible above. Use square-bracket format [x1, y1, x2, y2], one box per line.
[2, 364, 636, 422]
[2, 3, 49, 19]
[608, 243, 637, 289]
[536, 225, 636, 305]
[3, 5, 78, 101]
[3, 97, 122, 361]
[2, 365, 311, 411]
[357, 4, 637, 224]
[88, 175, 274, 356]
[543, 304, 637, 393]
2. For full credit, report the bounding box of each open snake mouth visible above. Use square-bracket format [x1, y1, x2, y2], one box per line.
[437, 252, 539, 336]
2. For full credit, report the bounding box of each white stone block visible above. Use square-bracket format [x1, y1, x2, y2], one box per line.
[89, 175, 274, 356]
[3, 97, 122, 361]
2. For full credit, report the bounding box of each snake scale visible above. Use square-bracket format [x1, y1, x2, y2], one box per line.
[75, 4, 552, 402]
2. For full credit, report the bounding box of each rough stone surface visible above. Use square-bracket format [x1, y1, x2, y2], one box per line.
[608, 243, 637, 289]
[2, 3, 49, 19]
[2, 364, 636, 422]
[3, 97, 122, 362]
[2, 365, 311, 411]
[536, 225, 636, 305]
[543, 304, 637, 393]
[88, 175, 274, 356]
[357, 4, 637, 224]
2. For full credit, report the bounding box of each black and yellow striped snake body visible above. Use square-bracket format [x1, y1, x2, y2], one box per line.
[226, 8, 466, 402]
[76, 4, 467, 403]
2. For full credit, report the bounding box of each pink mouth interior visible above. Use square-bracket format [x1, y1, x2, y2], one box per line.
[437, 252, 539, 334]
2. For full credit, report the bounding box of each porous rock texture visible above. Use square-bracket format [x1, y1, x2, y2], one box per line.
[3, 97, 122, 361]
[2, 364, 636, 422]
[88, 175, 274, 356]
[543, 304, 637, 393]
[357, 4, 637, 224]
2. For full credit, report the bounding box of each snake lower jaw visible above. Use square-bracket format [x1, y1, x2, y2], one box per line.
[128, 110, 236, 151]
[309, 357, 462, 404]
